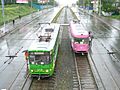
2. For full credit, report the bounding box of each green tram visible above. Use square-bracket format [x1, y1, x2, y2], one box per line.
[25, 23, 60, 77]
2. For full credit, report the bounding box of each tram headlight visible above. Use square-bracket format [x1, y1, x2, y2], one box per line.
[46, 69, 49, 72]
[31, 62, 34, 64]
[31, 70, 34, 72]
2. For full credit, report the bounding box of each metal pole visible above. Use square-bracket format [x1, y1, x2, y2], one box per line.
[88, 0, 89, 14]
[42, 0, 43, 13]
[83, 0, 85, 14]
[87, 0, 90, 26]
[6, 39, 10, 55]
[94, 0, 96, 12]
[99, 0, 101, 16]
[31, 0, 33, 17]
[47, 0, 48, 9]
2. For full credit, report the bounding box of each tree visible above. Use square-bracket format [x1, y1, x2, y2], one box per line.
[101, 0, 117, 12]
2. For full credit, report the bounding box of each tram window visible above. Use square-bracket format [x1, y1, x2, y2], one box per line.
[74, 38, 89, 44]
[29, 52, 51, 65]
[45, 28, 54, 32]
[29, 55, 35, 64]
[80, 40, 84, 44]
[35, 55, 51, 64]
[29, 55, 35, 61]
[74, 38, 82, 43]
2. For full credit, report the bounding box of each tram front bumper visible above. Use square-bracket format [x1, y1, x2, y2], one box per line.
[30, 68, 53, 77]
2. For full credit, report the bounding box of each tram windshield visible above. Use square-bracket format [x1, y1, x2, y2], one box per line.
[29, 52, 51, 65]
[74, 38, 89, 44]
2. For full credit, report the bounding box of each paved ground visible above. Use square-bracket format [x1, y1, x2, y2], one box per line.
[76, 7, 120, 31]
[92, 13, 120, 31]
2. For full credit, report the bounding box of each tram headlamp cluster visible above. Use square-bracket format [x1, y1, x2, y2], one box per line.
[31, 62, 35, 64]
[46, 69, 49, 72]
[30, 69, 50, 73]
[31, 70, 34, 72]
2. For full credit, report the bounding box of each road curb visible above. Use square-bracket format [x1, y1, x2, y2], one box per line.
[50, 7, 64, 23]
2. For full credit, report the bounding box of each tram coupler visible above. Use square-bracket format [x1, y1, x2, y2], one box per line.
[82, 53, 84, 55]
[38, 75, 41, 80]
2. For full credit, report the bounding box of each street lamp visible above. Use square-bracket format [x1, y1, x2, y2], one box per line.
[31, 0, 33, 17]
[99, 0, 102, 16]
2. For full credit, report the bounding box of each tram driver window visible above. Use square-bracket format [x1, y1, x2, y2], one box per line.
[80, 39, 84, 44]
[35, 54, 51, 64]
[29, 55, 35, 64]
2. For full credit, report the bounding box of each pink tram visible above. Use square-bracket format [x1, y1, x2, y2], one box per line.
[69, 20, 92, 53]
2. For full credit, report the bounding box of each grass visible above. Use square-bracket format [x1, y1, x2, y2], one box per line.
[0, 4, 37, 25]
[51, 7, 64, 23]
[107, 15, 120, 20]
[69, 8, 78, 20]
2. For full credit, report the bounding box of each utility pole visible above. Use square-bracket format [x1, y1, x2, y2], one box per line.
[47, 0, 48, 9]
[31, 0, 33, 17]
[42, 0, 43, 13]
[83, 0, 85, 14]
[94, 0, 96, 12]
[99, 0, 101, 16]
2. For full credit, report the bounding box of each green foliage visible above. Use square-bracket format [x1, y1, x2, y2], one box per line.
[108, 15, 120, 20]
[52, 7, 63, 23]
[101, 0, 118, 12]
[102, 4, 116, 12]
[48, 0, 55, 5]
[77, 0, 92, 8]
[0, 4, 37, 25]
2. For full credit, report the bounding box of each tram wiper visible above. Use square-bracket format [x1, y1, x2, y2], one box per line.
[38, 75, 41, 80]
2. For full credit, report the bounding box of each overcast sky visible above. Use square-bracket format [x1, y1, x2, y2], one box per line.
[55, 0, 77, 6]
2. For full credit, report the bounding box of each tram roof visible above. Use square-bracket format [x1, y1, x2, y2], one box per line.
[70, 21, 89, 38]
[28, 23, 60, 52]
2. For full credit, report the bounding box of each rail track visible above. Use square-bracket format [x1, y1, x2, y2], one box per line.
[29, 74, 56, 90]
[74, 54, 98, 90]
